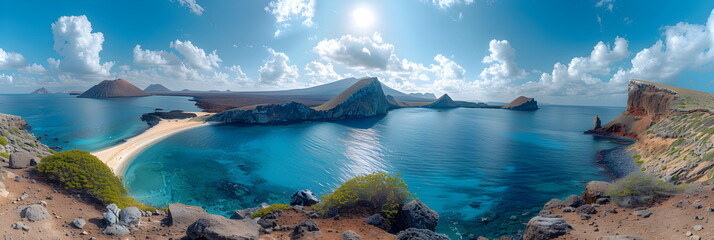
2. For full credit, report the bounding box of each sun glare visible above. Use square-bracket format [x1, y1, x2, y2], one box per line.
[352, 7, 375, 29]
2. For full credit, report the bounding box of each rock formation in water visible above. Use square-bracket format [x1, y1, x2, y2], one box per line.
[587, 79, 714, 182]
[502, 96, 539, 111]
[208, 77, 390, 124]
[30, 87, 51, 94]
[0, 113, 53, 160]
[144, 84, 172, 92]
[423, 94, 459, 109]
[593, 115, 602, 129]
[78, 79, 151, 98]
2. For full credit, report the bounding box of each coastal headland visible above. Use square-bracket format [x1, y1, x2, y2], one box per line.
[91, 112, 211, 175]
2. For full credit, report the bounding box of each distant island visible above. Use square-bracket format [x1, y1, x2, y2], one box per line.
[501, 96, 538, 111]
[30, 87, 51, 94]
[78, 79, 150, 98]
[144, 84, 172, 93]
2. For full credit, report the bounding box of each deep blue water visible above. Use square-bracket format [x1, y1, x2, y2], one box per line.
[0, 94, 200, 152]
[123, 106, 625, 238]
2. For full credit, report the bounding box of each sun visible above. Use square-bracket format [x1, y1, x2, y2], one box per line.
[352, 7, 375, 29]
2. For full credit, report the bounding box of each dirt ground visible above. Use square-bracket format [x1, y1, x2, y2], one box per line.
[259, 207, 395, 240]
[555, 185, 714, 240]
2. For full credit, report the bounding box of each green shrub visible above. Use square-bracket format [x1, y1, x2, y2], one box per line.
[37, 150, 152, 211]
[0, 135, 7, 146]
[632, 154, 642, 160]
[670, 138, 685, 148]
[661, 166, 667, 170]
[635, 160, 644, 165]
[0, 152, 9, 159]
[250, 204, 292, 219]
[605, 172, 683, 208]
[313, 172, 412, 220]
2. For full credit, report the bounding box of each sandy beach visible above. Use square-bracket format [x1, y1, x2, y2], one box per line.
[92, 112, 212, 176]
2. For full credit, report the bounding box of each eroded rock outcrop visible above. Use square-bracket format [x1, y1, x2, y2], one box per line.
[186, 214, 260, 240]
[502, 96, 538, 111]
[208, 77, 390, 124]
[0, 113, 52, 157]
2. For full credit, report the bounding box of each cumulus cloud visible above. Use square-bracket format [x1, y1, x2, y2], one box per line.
[265, 0, 315, 37]
[170, 40, 221, 71]
[18, 63, 46, 75]
[595, 0, 614, 11]
[51, 15, 113, 80]
[177, 0, 205, 15]
[0, 74, 13, 84]
[258, 48, 299, 85]
[304, 61, 341, 83]
[314, 33, 395, 70]
[229, 65, 253, 84]
[0, 48, 27, 70]
[480, 40, 527, 82]
[133, 45, 180, 67]
[427, 0, 475, 9]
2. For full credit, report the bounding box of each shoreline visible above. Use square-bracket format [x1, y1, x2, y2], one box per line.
[91, 112, 212, 176]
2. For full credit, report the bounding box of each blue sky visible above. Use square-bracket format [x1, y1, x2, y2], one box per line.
[1, 0, 714, 106]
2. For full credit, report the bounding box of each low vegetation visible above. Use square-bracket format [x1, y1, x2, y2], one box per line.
[313, 172, 412, 220]
[0, 135, 7, 146]
[250, 204, 292, 219]
[605, 172, 683, 208]
[0, 152, 8, 159]
[36, 150, 154, 211]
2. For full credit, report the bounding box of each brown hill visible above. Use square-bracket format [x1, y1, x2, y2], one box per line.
[78, 79, 151, 98]
[502, 96, 538, 110]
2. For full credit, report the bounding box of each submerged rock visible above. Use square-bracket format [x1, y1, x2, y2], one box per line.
[395, 200, 440, 232]
[290, 190, 320, 206]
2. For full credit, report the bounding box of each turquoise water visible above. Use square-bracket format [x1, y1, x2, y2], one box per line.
[0, 94, 200, 151]
[124, 106, 625, 238]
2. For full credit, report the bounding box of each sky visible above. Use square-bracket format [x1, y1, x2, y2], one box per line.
[1, 0, 714, 106]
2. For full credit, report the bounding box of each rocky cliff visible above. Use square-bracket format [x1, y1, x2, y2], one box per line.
[423, 94, 459, 109]
[78, 79, 151, 98]
[144, 84, 172, 92]
[591, 79, 714, 182]
[208, 78, 390, 124]
[502, 96, 538, 111]
[30, 87, 51, 94]
[0, 113, 52, 159]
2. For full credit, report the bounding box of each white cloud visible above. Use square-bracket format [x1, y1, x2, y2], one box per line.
[229, 65, 253, 84]
[18, 63, 46, 75]
[265, 0, 315, 37]
[133, 45, 180, 67]
[314, 33, 396, 70]
[595, 0, 614, 11]
[177, 0, 205, 15]
[51, 15, 113, 80]
[0, 74, 13, 84]
[304, 61, 341, 83]
[480, 39, 527, 82]
[170, 40, 222, 71]
[258, 48, 299, 85]
[426, 0, 474, 9]
[0, 48, 27, 70]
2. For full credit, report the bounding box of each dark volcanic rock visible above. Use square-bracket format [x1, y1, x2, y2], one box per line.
[141, 110, 197, 126]
[563, 195, 585, 208]
[290, 190, 320, 206]
[395, 200, 439, 232]
[291, 219, 321, 239]
[501, 96, 538, 111]
[30, 87, 51, 94]
[365, 213, 391, 232]
[423, 94, 459, 109]
[594, 115, 602, 129]
[523, 216, 572, 240]
[78, 79, 150, 98]
[144, 84, 172, 92]
[209, 77, 390, 124]
[396, 228, 450, 240]
[187, 214, 260, 240]
[583, 181, 611, 204]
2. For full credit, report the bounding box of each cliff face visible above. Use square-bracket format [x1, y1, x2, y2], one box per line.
[502, 96, 538, 111]
[423, 94, 459, 109]
[208, 78, 390, 124]
[0, 113, 52, 158]
[594, 79, 714, 182]
[78, 79, 151, 98]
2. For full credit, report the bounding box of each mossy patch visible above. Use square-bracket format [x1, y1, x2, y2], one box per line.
[250, 204, 292, 219]
[0, 135, 7, 146]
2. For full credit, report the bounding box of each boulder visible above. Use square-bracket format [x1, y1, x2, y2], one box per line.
[395, 200, 439, 232]
[597, 236, 645, 240]
[290, 190, 320, 206]
[19, 204, 50, 222]
[9, 152, 33, 169]
[257, 211, 280, 229]
[396, 228, 450, 240]
[543, 199, 564, 210]
[341, 230, 361, 240]
[291, 219, 321, 239]
[187, 214, 260, 240]
[102, 225, 131, 236]
[523, 216, 572, 240]
[575, 204, 597, 215]
[169, 203, 208, 228]
[119, 206, 142, 227]
[634, 210, 652, 218]
[103, 204, 120, 225]
[231, 203, 268, 220]
[563, 195, 585, 208]
[72, 218, 86, 229]
[583, 181, 611, 203]
[365, 213, 391, 231]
